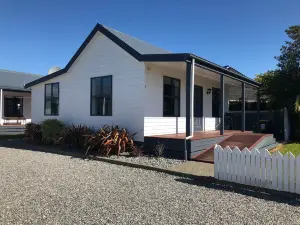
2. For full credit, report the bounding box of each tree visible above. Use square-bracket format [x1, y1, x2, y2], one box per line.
[255, 25, 300, 112]
[255, 25, 300, 139]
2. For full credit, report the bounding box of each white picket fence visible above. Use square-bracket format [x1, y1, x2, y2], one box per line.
[214, 145, 300, 194]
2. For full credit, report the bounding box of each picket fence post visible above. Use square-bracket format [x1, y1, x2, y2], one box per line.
[289, 152, 295, 193]
[296, 156, 300, 194]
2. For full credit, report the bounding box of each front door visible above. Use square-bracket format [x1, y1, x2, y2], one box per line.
[194, 85, 203, 117]
[212, 87, 220, 117]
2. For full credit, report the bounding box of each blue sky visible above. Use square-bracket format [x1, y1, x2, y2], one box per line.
[0, 0, 299, 78]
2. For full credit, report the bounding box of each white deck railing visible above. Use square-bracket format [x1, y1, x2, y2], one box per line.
[144, 117, 220, 136]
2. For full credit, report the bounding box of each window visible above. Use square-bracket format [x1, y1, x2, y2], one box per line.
[91, 75, 112, 116]
[4, 97, 23, 117]
[44, 83, 59, 116]
[194, 85, 203, 117]
[163, 76, 180, 117]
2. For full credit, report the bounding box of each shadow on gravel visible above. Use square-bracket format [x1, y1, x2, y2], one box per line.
[0, 139, 87, 160]
[175, 177, 300, 206]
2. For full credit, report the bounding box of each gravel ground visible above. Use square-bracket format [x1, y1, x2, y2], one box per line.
[109, 154, 184, 168]
[1, 147, 300, 225]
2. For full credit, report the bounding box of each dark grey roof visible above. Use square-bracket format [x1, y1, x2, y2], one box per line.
[0, 69, 41, 91]
[25, 24, 260, 88]
[224, 65, 246, 77]
[104, 26, 170, 54]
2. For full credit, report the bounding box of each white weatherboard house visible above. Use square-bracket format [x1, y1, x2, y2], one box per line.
[25, 24, 273, 160]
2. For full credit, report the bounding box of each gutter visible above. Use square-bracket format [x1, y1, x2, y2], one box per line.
[188, 54, 261, 87]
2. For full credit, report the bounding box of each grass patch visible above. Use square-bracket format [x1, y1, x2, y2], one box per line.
[0, 134, 24, 140]
[277, 143, 300, 156]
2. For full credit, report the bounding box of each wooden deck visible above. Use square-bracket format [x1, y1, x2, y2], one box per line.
[147, 130, 252, 140]
[145, 130, 276, 162]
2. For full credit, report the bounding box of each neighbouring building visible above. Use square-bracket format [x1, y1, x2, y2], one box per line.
[0, 69, 40, 125]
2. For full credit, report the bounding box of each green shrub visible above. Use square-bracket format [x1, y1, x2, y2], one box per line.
[153, 142, 165, 157]
[24, 122, 42, 144]
[41, 119, 65, 144]
[56, 124, 93, 150]
[85, 125, 136, 156]
[130, 145, 143, 157]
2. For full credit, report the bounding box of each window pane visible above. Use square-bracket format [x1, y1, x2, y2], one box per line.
[102, 77, 112, 95]
[101, 97, 112, 116]
[91, 97, 101, 116]
[51, 98, 59, 115]
[52, 83, 59, 97]
[194, 86, 203, 99]
[163, 97, 174, 116]
[45, 84, 51, 97]
[92, 78, 102, 96]
[105, 98, 112, 116]
[45, 98, 51, 115]
[173, 79, 180, 97]
[174, 98, 180, 117]
[163, 77, 172, 96]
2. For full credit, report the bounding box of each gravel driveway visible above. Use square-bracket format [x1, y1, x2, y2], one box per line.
[1, 147, 300, 225]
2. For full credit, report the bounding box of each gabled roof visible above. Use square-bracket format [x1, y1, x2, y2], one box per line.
[104, 25, 169, 54]
[25, 24, 260, 88]
[0, 69, 41, 91]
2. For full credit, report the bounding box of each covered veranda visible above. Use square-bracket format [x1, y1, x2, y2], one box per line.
[143, 54, 262, 160]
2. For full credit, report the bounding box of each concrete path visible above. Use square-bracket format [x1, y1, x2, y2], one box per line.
[169, 161, 214, 177]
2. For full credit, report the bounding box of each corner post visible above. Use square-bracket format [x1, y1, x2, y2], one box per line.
[185, 60, 192, 160]
[257, 88, 260, 131]
[0, 89, 2, 125]
[220, 74, 224, 135]
[191, 58, 195, 135]
[242, 82, 246, 132]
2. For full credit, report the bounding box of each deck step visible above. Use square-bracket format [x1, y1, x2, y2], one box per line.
[193, 133, 276, 163]
[0, 126, 25, 135]
[258, 142, 278, 151]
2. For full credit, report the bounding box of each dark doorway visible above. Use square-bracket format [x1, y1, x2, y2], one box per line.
[194, 85, 203, 117]
[212, 87, 221, 117]
[4, 97, 23, 117]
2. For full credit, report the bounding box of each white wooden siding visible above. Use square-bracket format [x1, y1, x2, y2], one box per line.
[31, 32, 146, 141]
